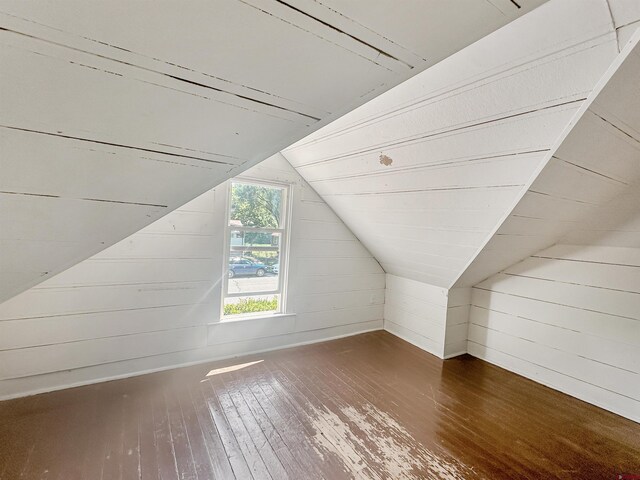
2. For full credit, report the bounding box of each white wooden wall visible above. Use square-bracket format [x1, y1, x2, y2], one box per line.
[383, 275, 448, 357]
[444, 288, 471, 359]
[283, 0, 618, 289]
[383, 276, 470, 359]
[469, 244, 640, 422]
[0, 0, 540, 304]
[0, 154, 385, 399]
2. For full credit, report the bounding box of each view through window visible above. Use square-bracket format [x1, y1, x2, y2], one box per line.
[223, 180, 288, 316]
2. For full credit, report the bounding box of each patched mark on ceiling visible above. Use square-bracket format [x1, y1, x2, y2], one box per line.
[379, 154, 393, 166]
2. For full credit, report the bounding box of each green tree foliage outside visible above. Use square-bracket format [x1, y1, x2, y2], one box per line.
[230, 183, 283, 265]
[224, 296, 278, 315]
[231, 183, 281, 228]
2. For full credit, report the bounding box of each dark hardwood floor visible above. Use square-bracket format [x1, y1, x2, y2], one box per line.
[0, 331, 638, 479]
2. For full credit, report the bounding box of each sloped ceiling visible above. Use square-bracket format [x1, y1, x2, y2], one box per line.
[0, 0, 544, 303]
[283, 0, 620, 288]
[456, 29, 640, 286]
[561, 184, 640, 249]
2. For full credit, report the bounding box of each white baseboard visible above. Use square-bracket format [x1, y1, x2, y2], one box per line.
[443, 350, 468, 360]
[0, 321, 383, 401]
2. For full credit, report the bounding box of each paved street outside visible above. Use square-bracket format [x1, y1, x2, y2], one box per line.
[228, 273, 278, 295]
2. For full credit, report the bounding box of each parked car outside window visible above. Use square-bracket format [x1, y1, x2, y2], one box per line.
[228, 258, 267, 278]
[267, 264, 279, 274]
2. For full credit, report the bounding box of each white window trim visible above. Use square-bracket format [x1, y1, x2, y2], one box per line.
[221, 178, 292, 317]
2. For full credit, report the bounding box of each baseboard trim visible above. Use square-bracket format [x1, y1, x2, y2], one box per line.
[443, 350, 468, 359]
[0, 324, 383, 401]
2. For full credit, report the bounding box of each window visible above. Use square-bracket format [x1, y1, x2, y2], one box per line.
[223, 180, 289, 316]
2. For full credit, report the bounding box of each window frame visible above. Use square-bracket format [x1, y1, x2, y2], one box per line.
[222, 178, 291, 317]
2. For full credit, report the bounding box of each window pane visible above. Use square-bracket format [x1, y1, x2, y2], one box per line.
[224, 295, 279, 316]
[230, 182, 283, 229]
[227, 230, 280, 295]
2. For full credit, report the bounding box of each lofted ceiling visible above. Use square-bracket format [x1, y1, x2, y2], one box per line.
[457, 30, 640, 286]
[283, 0, 625, 289]
[561, 185, 640, 249]
[0, 0, 544, 303]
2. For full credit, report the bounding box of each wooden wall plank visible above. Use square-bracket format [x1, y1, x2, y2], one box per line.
[0, 154, 384, 398]
[383, 275, 448, 357]
[468, 243, 640, 422]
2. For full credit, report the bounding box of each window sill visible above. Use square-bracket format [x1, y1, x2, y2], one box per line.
[213, 312, 296, 325]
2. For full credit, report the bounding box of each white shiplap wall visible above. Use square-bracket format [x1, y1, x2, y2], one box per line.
[383, 275, 448, 357]
[283, 0, 619, 289]
[444, 288, 471, 359]
[469, 244, 640, 422]
[383, 276, 470, 359]
[0, 154, 384, 399]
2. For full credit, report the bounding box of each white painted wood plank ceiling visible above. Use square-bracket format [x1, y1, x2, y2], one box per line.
[0, 0, 544, 303]
[457, 28, 640, 286]
[283, 0, 640, 289]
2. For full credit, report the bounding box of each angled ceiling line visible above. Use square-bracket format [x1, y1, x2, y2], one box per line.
[309, 0, 427, 62]
[552, 155, 631, 184]
[589, 110, 640, 143]
[324, 184, 524, 197]
[8, 43, 309, 127]
[0, 191, 168, 209]
[0, 24, 321, 122]
[271, 0, 413, 68]
[0, 9, 326, 116]
[234, 0, 408, 72]
[0, 125, 240, 165]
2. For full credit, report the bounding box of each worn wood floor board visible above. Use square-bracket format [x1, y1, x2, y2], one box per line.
[242, 374, 324, 480]
[137, 386, 160, 480]
[249, 364, 342, 479]
[350, 332, 620, 476]
[228, 370, 307, 479]
[0, 331, 638, 479]
[163, 381, 199, 480]
[337, 334, 539, 477]
[198, 378, 255, 480]
[193, 381, 238, 479]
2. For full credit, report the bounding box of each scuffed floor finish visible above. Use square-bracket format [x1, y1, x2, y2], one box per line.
[308, 404, 466, 479]
[1, 331, 639, 479]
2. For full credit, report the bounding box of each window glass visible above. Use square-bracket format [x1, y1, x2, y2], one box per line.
[223, 181, 288, 317]
[230, 182, 283, 228]
[227, 231, 280, 294]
